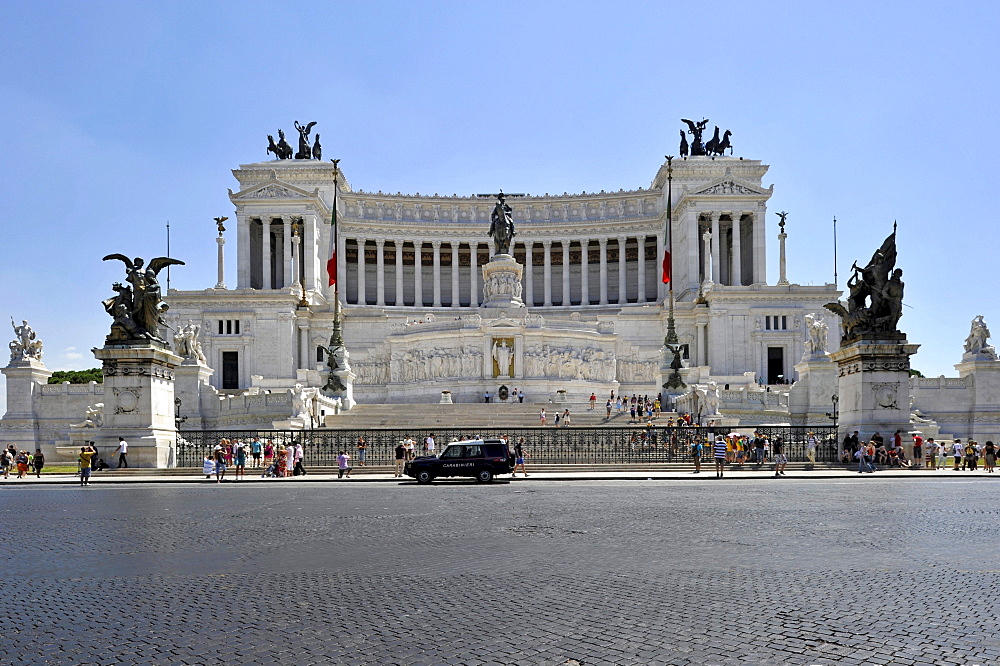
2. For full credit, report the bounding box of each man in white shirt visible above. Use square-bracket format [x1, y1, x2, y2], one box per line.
[425, 434, 436, 455]
[115, 437, 129, 468]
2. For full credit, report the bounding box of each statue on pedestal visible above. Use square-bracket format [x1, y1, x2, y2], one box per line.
[102, 254, 184, 346]
[9, 319, 43, 362]
[803, 313, 830, 358]
[824, 225, 905, 341]
[492, 339, 514, 378]
[173, 321, 207, 364]
[964, 315, 997, 360]
[486, 191, 516, 255]
[294, 121, 317, 159]
[681, 118, 710, 156]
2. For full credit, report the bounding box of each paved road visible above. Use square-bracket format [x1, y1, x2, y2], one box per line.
[2, 477, 998, 665]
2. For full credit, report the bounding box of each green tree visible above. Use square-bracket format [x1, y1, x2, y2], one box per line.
[48, 368, 103, 384]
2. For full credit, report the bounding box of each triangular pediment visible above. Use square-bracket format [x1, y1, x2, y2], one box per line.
[691, 175, 769, 197]
[484, 315, 522, 328]
[229, 176, 314, 202]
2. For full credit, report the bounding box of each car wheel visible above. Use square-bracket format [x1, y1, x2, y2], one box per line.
[416, 470, 433, 484]
[476, 469, 493, 483]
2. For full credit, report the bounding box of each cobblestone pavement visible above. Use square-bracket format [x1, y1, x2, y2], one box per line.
[2, 477, 999, 665]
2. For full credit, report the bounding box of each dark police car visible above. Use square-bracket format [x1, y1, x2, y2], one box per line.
[404, 438, 515, 484]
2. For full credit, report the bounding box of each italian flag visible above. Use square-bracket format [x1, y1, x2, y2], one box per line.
[326, 184, 338, 286]
[661, 251, 671, 284]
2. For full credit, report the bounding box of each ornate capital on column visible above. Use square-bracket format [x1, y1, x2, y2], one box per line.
[375, 238, 385, 248]
[541, 239, 552, 249]
[598, 237, 608, 247]
[431, 240, 442, 249]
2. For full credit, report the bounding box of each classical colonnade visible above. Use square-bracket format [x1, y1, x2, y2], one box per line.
[338, 235, 665, 308]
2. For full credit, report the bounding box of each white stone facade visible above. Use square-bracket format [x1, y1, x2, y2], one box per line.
[161, 152, 845, 404]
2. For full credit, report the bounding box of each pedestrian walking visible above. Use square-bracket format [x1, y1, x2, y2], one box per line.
[233, 440, 247, 481]
[293, 441, 306, 476]
[606, 399, 613, 419]
[114, 436, 129, 468]
[424, 434, 436, 455]
[690, 439, 702, 474]
[513, 437, 529, 477]
[337, 450, 352, 478]
[926, 438, 939, 469]
[518, 390, 525, 403]
[951, 439, 964, 470]
[14, 450, 29, 479]
[713, 437, 727, 478]
[554, 412, 561, 427]
[773, 437, 788, 477]
[983, 441, 996, 473]
[539, 408, 546, 426]
[394, 440, 406, 477]
[589, 393, 597, 410]
[214, 447, 227, 483]
[264, 440, 275, 467]
[912, 433, 923, 469]
[31, 449, 44, 478]
[562, 409, 571, 427]
[0, 447, 11, 479]
[356, 435, 367, 466]
[250, 437, 263, 467]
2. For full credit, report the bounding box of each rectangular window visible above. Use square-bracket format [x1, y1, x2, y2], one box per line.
[781, 316, 787, 330]
[765, 316, 771, 331]
[235, 319, 241, 335]
[226, 320, 232, 335]
[221, 351, 239, 389]
[218, 320, 224, 335]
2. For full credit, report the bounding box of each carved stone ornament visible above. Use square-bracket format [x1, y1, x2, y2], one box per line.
[248, 184, 294, 199]
[695, 180, 758, 196]
[872, 382, 900, 409]
[112, 387, 142, 414]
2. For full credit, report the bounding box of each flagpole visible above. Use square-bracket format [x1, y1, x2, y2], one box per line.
[663, 155, 684, 391]
[330, 159, 344, 346]
[832, 215, 838, 289]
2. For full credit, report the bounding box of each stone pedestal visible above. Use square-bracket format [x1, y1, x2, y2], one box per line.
[789, 353, 838, 423]
[91, 344, 182, 468]
[829, 338, 920, 441]
[439, 391, 453, 404]
[322, 348, 356, 410]
[174, 359, 214, 430]
[1, 358, 53, 453]
[481, 254, 525, 309]
[954, 356, 1000, 442]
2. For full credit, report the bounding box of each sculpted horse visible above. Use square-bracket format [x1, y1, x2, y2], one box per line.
[705, 126, 721, 156]
[716, 130, 733, 156]
[679, 130, 689, 158]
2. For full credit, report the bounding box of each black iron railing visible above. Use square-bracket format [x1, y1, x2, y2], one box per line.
[176, 425, 838, 468]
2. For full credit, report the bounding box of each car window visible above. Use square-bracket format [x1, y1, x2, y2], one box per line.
[465, 445, 483, 458]
[440, 446, 462, 459]
[483, 444, 505, 457]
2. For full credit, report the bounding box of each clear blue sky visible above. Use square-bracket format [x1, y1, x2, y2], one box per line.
[2, 1, 997, 407]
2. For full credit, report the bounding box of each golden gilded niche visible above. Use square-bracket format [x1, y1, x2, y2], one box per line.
[491, 337, 515, 378]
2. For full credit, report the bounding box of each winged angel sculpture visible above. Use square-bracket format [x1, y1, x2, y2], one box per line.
[102, 254, 184, 345]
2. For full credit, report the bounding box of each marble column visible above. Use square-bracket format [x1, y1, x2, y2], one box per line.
[394, 239, 404, 306]
[523, 241, 534, 307]
[617, 236, 627, 305]
[413, 242, 423, 307]
[710, 213, 721, 284]
[375, 238, 386, 306]
[598, 238, 609, 305]
[469, 241, 479, 307]
[451, 242, 460, 307]
[261, 219, 272, 290]
[696, 322, 708, 366]
[731, 213, 742, 287]
[656, 234, 665, 303]
[777, 224, 789, 286]
[336, 232, 346, 294]
[580, 238, 590, 305]
[237, 216, 250, 288]
[356, 237, 366, 305]
[215, 234, 226, 289]
[561, 240, 571, 306]
[637, 235, 646, 303]
[302, 215, 317, 292]
[542, 240, 553, 306]
[282, 219, 292, 288]
[752, 211, 766, 284]
[298, 322, 309, 370]
[432, 240, 442, 307]
[702, 230, 713, 285]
